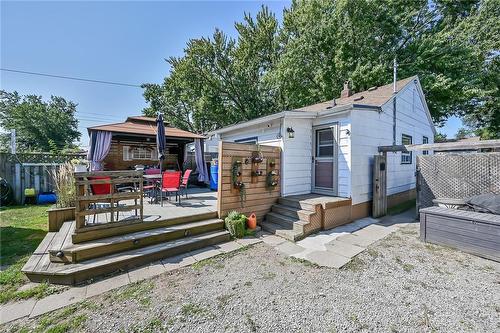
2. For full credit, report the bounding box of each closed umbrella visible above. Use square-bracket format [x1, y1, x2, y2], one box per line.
[156, 113, 166, 205]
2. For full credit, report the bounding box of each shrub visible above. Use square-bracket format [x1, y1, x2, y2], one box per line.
[224, 211, 247, 238]
[51, 162, 76, 208]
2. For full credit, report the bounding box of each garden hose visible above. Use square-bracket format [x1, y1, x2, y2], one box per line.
[0, 177, 14, 206]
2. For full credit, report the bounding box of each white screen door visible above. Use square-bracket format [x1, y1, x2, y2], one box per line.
[313, 125, 338, 195]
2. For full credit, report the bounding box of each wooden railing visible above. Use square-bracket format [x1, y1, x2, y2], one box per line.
[74, 170, 143, 232]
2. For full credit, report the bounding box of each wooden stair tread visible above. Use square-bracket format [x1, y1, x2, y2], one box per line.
[59, 218, 223, 252]
[23, 230, 231, 284]
[266, 212, 307, 226]
[272, 204, 314, 216]
[55, 230, 230, 274]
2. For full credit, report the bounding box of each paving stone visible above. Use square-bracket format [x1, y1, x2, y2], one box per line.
[235, 237, 262, 246]
[336, 233, 377, 248]
[128, 261, 166, 283]
[86, 273, 130, 298]
[290, 248, 316, 260]
[274, 241, 305, 256]
[161, 253, 196, 270]
[305, 250, 351, 268]
[325, 240, 366, 258]
[261, 235, 287, 246]
[214, 241, 243, 253]
[352, 224, 393, 241]
[0, 299, 37, 324]
[189, 246, 223, 261]
[31, 286, 87, 318]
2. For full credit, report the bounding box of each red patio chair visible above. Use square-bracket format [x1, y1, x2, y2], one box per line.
[88, 176, 118, 223]
[179, 169, 192, 199]
[160, 171, 182, 206]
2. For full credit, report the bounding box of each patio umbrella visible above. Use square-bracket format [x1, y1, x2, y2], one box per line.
[156, 113, 166, 205]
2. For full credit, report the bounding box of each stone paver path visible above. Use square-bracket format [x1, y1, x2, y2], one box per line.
[262, 210, 416, 268]
[0, 237, 262, 325]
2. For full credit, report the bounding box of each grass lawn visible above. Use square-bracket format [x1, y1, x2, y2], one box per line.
[0, 205, 62, 304]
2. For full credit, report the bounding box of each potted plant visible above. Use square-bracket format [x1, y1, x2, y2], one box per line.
[48, 162, 77, 231]
[224, 211, 247, 238]
[71, 158, 88, 173]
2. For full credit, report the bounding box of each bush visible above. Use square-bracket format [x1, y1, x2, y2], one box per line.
[51, 162, 76, 208]
[224, 211, 247, 238]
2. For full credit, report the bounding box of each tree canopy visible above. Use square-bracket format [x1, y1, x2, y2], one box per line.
[0, 90, 80, 152]
[143, 0, 499, 138]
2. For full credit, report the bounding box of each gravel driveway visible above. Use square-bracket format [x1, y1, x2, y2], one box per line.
[3, 223, 499, 333]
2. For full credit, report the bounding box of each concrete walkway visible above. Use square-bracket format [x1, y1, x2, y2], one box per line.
[0, 237, 262, 325]
[262, 209, 416, 268]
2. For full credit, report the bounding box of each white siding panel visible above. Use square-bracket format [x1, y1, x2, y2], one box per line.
[350, 81, 434, 204]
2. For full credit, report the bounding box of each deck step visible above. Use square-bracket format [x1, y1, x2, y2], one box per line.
[278, 197, 317, 211]
[23, 230, 231, 285]
[50, 218, 224, 263]
[72, 211, 218, 243]
[260, 222, 304, 241]
[271, 204, 314, 222]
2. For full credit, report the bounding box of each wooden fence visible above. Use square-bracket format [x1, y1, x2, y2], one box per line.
[217, 142, 281, 222]
[0, 152, 86, 204]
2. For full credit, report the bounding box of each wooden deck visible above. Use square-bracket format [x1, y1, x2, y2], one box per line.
[22, 188, 226, 285]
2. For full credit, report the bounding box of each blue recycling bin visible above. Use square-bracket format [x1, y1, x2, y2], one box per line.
[210, 164, 218, 191]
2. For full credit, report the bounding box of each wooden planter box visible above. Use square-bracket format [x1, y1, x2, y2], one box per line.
[48, 207, 76, 232]
[420, 206, 500, 262]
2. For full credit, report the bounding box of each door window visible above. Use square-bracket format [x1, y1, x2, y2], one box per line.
[316, 129, 334, 157]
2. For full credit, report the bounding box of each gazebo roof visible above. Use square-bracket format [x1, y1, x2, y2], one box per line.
[88, 116, 204, 139]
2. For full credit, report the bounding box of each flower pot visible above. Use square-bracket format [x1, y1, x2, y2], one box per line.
[48, 206, 76, 232]
[74, 164, 87, 173]
[247, 213, 257, 229]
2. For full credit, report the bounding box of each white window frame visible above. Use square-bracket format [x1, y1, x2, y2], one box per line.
[401, 134, 413, 164]
[422, 136, 429, 155]
[123, 146, 157, 161]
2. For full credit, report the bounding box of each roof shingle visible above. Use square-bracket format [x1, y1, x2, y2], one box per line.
[295, 76, 417, 112]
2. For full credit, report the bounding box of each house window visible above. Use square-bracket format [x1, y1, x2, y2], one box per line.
[235, 137, 258, 144]
[123, 146, 157, 161]
[422, 136, 429, 155]
[401, 134, 412, 164]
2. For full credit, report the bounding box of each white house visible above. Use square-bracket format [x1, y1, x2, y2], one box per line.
[207, 75, 435, 222]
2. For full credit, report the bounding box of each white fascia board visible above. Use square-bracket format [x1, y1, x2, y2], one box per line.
[208, 111, 316, 135]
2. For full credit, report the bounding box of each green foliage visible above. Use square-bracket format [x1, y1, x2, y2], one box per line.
[0, 90, 80, 152]
[0, 205, 66, 303]
[51, 162, 77, 208]
[143, 0, 499, 138]
[224, 211, 247, 238]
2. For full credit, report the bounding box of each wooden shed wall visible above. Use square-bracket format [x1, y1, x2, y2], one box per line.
[217, 142, 281, 221]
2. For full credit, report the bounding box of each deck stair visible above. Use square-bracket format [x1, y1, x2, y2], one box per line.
[262, 196, 321, 241]
[22, 211, 230, 285]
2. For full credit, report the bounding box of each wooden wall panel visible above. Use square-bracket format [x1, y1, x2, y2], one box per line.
[217, 141, 281, 222]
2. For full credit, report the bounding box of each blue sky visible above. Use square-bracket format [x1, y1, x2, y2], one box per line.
[1, 0, 460, 147]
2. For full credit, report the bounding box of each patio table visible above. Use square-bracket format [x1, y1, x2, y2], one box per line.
[432, 198, 467, 209]
[144, 174, 162, 204]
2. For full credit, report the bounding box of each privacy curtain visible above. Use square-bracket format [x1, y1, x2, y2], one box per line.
[194, 138, 208, 182]
[87, 130, 112, 171]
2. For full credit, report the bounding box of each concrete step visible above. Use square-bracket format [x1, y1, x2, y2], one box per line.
[271, 204, 315, 222]
[50, 218, 224, 263]
[278, 197, 316, 211]
[24, 230, 231, 285]
[260, 222, 304, 241]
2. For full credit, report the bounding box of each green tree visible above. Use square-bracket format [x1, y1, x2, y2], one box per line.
[143, 6, 281, 132]
[0, 91, 80, 152]
[144, 0, 499, 138]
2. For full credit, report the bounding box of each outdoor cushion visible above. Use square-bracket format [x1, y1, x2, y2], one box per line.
[465, 193, 500, 215]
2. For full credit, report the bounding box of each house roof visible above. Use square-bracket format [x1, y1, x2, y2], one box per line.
[88, 116, 204, 139]
[295, 76, 418, 112]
